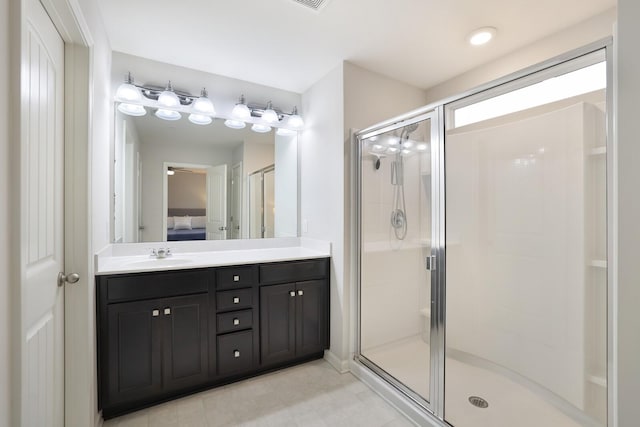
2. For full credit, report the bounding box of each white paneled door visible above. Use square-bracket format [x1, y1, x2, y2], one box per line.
[22, 0, 65, 425]
[207, 164, 228, 240]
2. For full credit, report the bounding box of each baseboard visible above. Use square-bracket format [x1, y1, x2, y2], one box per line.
[323, 349, 349, 373]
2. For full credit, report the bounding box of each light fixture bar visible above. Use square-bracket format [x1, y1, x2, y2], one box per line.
[114, 73, 304, 130]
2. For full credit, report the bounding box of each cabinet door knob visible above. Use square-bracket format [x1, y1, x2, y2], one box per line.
[152, 309, 159, 317]
[289, 291, 296, 297]
[233, 318, 240, 326]
[298, 290, 304, 296]
[233, 297, 240, 304]
[233, 275, 240, 282]
[234, 350, 240, 358]
[164, 308, 171, 315]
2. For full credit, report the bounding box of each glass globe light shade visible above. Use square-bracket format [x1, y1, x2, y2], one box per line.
[192, 88, 215, 115]
[287, 107, 304, 130]
[188, 114, 212, 125]
[225, 119, 246, 129]
[155, 109, 181, 121]
[117, 103, 146, 117]
[262, 102, 279, 124]
[158, 81, 180, 108]
[251, 123, 271, 133]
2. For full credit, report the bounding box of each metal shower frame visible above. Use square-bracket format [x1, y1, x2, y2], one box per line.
[352, 36, 614, 426]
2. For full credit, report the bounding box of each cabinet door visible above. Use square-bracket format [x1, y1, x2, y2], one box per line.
[260, 283, 296, 365]
[162, 294, 209, 391]
[296, 280, 327, 357]
[106, 299, 162, 405]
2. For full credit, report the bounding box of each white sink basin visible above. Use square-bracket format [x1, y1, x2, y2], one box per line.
[125, 258, 194, 269]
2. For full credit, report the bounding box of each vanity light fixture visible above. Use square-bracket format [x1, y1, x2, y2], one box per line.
[251, 123, 272, 133]
[156, 81, 182, 121]
[261, 101, 279, 124]
[224, 119, 247, 129]
[115, 73, 146, 116]
[287, 106, 304, 130]
[189, 88, 215, 125]
[155, 108, 182, 121]
[158, 81, 180, 108]
[113, 75, 305, 132]
[231, 95, 251, 120]
[468, 27, 497, 46]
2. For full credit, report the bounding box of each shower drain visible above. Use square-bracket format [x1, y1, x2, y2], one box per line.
[468, 396, 489, 408]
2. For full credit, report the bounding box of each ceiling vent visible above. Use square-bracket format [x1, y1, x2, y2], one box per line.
[291, 0, 331, 12]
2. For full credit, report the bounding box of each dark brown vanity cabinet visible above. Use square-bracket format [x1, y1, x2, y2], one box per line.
[259, 260, 329, 366]
[97, 270, 211, 418]
[97, 258, 329, 419]
[214, 265, 258, 377]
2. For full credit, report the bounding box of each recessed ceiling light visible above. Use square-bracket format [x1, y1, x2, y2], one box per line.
[468, 27, 497, 46]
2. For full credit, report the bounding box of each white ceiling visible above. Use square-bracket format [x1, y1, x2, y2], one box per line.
[98, 0, 615, 93]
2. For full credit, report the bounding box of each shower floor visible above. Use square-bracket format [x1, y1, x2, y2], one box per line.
[364, 335, 585, 427]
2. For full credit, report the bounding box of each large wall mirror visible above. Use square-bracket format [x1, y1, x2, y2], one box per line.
[113, 109, 298, 243]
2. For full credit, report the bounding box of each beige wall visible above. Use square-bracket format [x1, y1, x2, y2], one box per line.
[140, 142, 232, 242]
[424, 8, 616, 104]
[168, 172, 207, 210]
[616, 0, 640, 424]
[300, 62, 427, 368]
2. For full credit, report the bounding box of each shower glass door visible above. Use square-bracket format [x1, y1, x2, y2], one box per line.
[357, 113, 437, 408]
[443, 50, 608, 427]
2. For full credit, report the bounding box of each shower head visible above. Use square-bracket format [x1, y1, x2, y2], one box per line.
[369, 153, 385, 170]
[405, 122, 419, 133]
[400, 122, 419, 141]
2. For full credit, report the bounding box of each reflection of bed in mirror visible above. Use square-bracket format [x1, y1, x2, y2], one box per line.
[167, 208, 206, 241]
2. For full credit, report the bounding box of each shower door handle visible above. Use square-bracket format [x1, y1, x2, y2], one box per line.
[425, 255, 437, 271]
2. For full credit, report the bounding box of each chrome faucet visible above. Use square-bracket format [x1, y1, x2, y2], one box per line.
[150, 248, 172, 258]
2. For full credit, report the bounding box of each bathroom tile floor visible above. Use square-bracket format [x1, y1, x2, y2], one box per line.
[103, 359, 415, 427]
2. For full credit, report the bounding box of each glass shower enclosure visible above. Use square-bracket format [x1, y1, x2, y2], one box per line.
[354, 43, 610, 427]
[356, 112, 441, 411]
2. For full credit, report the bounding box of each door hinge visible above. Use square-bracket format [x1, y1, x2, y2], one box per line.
[426, 255, 436, 271]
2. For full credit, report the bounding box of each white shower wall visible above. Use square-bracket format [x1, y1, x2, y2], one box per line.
[445, 99, 606, 415]
[360, 133, 431, 351]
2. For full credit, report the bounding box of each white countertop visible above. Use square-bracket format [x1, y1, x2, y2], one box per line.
[95, 237, 331, 275]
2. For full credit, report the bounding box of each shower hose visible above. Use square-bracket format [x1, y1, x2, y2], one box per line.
[391, 155, 407, 240]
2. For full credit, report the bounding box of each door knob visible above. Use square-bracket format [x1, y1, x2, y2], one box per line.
[58, 272, 80, 287]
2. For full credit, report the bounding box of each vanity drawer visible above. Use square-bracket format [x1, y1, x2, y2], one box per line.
[103, 270, 209, 303]
[217, 330, 254, 376]
[259, 259, 328, 285]
[216, 288, 253, 312]
[217, 309, 253, 334]
[216, 266, 255, 290]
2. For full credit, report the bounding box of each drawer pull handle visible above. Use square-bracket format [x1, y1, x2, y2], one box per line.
[233, 275, 240, 282]
[289, 291, 296, 297]
[152, 309, 159, 317]
[233, 297, 240, 304]
[234, 350, 240, 358]
[164, 308, 171, 315]
[233, 318, 240, 326]
[298, 290, 304, 296]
